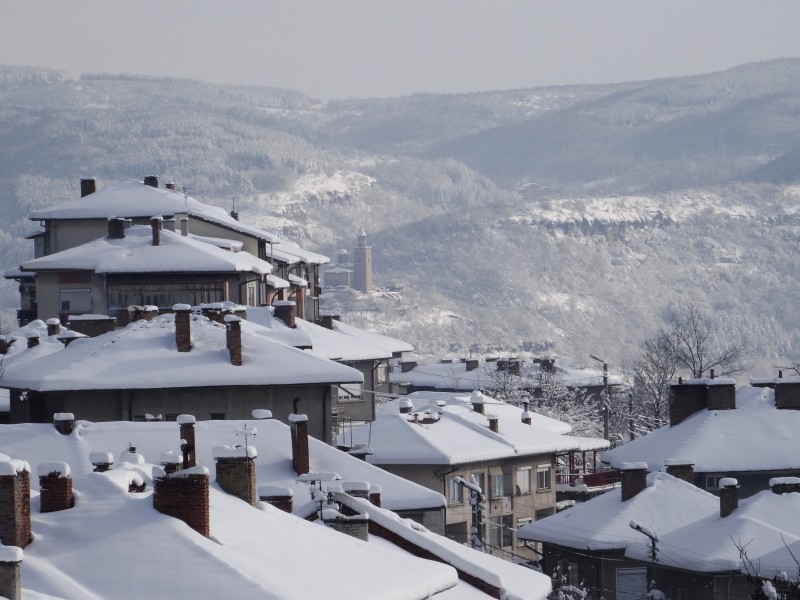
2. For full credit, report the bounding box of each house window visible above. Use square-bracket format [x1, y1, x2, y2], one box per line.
[337, 383, 364, 403]
[616, 568, 647, 600]
[537, 465, 551, 491]
[448, 477, 463, 504]
[59, 288, 91, 313]
[516, 517, 533, 547]
[517, 466, 532, 495]
[490, 473, 504, 498]
[210, 413, 225, 420]
[107, 281, 225, 310]
[705, 475, 724, 491]
[488, 515, 513, 548]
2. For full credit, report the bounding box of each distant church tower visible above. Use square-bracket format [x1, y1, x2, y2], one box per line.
[352, 226, 373, 293]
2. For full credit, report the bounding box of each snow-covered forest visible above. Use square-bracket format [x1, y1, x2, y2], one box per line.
[0, 60, 798, 375]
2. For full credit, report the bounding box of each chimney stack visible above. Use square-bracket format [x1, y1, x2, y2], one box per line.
[289, 413, 310, 476]
[46, 318, 60, 337]
[165, 181, 176, 190]
[213, 445, 257, 506]
[342, 481, 371, 500]
[153, 466, 210, 537]
[258, 485, 293, 513]
[664, 459, 695, 484]
[225, 315, 243, 366]
[151, 216, 162, 246]
[89, 451, 114, 473]
[178, 414, 196, 468]
[0, 459, 32, 548]
[775, 380, 800, 410]
[471, 390, 486, 414]
[401, 361, 417, 373]
[521, 400, 532, 425]
[770, 477, 800, 494]
[173, 304, 192, 352]
[398, 399, 413, 414]
[108, 217, 126, 240]
[53, 413, 74, 435]
[0, 545, 22, 600]
[80, 177, 96, 197]
[37, 462, 73, 513]
[369, 484, 382, 507]
[466, 359, 479, 372]
[719, 478, 739, 517]
[620, 462, 648, 501]
[143, 175, 159, 188]
[318, 315, 335, 330]
[180, 216, 189, 237]
[487, 414, 499, 433]
[273, 301, 297, 328]
[230, 210, 239, 221]
[26, 333, 39, 349]
[163, 217, 176, 232]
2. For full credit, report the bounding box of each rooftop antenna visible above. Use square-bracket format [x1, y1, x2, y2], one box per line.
[182, 186, 188, 206]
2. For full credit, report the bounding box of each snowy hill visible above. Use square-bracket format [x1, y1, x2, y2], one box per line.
[0, 61, 798, 372]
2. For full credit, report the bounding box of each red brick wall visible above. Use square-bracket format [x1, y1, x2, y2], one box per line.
[215, 457, 256, 505]
[291, 420, 310, 475]
[0, 471, 31, 548]
[153, 473, 209, 537]
[39, 474, 73, 513]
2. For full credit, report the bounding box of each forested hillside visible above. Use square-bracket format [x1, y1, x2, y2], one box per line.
[0, 61, 797, 374]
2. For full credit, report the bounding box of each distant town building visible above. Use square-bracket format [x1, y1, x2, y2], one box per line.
[352, 226, 373, 293]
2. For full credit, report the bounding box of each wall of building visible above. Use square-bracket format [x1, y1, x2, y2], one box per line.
[332, 359, 377, 423]
[10, 384, 335, 442]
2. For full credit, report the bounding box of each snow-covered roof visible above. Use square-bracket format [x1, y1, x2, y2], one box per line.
[518, 471, 719, 551]
[625, 486, 800, 575]
[19, 225, 274, 275]
[247, 307, 408, 362]
[602, 386, 800, 473]
[342, 392, 608, 466]
[0, 313, 362, 392]
[0, 419, 481, 599]
[390, 360, 612, 392]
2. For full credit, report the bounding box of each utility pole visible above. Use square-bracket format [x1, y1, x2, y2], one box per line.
[455, 475, 485, 551]
[590, 354, 610, 441]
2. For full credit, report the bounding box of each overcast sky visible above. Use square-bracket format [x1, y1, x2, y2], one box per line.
[3, 1, 800, 100]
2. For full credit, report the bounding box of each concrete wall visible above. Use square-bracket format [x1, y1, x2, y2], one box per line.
[10, 384, 335, 443]
[332, 359, 377, 422]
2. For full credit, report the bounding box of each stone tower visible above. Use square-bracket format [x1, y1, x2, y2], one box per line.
[352, 226, 373, 293]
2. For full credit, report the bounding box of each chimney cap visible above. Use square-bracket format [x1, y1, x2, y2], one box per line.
[0, 546, 23, 563]
[177, 414, 196, 425]
[470, 390, 485, 404]
[89, 451, 114, 465]
[150, 215, 163, 222]
[620, 461, 648, 471]
[36, 461, 71, 478]
[224, 314, 241, 324]
[172, 303, 192, 312]
[770, 477, 800, 488]
[258, 484, 293, 498]
[288, 413, 308, 423]
[719, 478, 739, 489]
[252, 409, 273, 420]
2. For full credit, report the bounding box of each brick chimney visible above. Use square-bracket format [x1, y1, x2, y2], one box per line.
[225, 315, 243, 366]
[165, 181, 177, 190]
[466, 359, 479, 372]
[37, 462, 73, 513]
[258, 485, 293, 513]
[213, 445, 257, 506]
[143, 175, 159, 188]
[230, 210, 239, 221]
[273, 301, 297, 328]
[719, 478, 739, 517]
[487, 414, 499, 433]
[89, 451, 113, 473]
[342, 481, 371, 500]
[399, 399, 413, 414]
[26, 333, 39, 349]
[670, 378, 736, 426]
[769, 477, 800, 494]
[775, 381, 800, 410]
[0, 545, 22, 600]
[0, 460, 32, 548]
[160, 452, 183, 475]
[108, 217, 126, 239]
[707, 381, 736, 411]
[163, 217, 176, 232]
[620, 462, 648, 501]
[0, 337, 12, 355]
[67, 315, 115, 338]
[53, 413, 74, 435]
[80, 177, 96, 197]
[318, 315, 335, 330]
[178, 414, 196, 468]
[471, 390, 486, 414]
[173, 304, 192, 352]
[369, 484, 382, 507]
[151, 216, 162, 246]
[46, 318, 61, 337]
[152, 466, 210, 537]
[290, 413, 310, 476]
[664, 459, 695, 484]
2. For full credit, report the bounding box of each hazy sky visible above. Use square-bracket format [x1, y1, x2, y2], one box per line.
[3, 1, 800, 100]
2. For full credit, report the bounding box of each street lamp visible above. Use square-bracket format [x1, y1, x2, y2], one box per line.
[590, 354, 609, 441]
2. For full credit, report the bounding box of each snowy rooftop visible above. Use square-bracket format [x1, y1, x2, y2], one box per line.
[19, 225, 274, 275]
[389, 360, 614, 392]
[341, 392, 608, 465]
[29, 179, 282, 245]
[0, 419, 500, 599]
[518, 472, 719, 551]
[0, 313, 363, 392]
[603, 386, 800, 473]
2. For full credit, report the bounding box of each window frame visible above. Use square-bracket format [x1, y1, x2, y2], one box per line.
[537, 464, 552, 491]
[517, 466, 532, 495]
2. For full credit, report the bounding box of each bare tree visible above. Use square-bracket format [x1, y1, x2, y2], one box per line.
[625, 330, 679, 433]
[668, 304, 745, 379]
